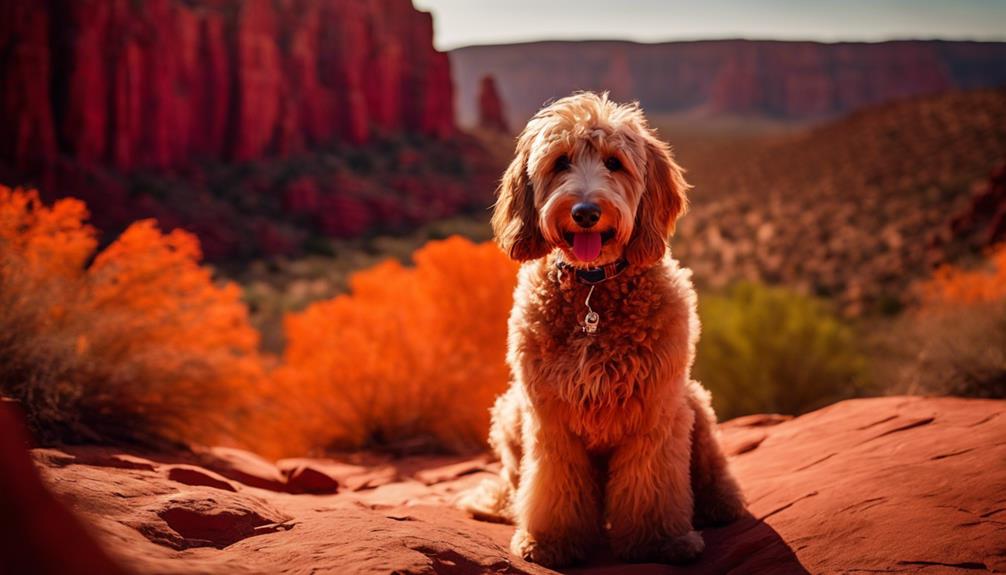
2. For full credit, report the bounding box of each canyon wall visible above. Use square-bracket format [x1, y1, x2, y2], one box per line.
[0, 0, 455, 174]
[451, 39, 1006, 126]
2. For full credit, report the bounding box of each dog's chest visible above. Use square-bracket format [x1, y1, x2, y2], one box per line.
[520, 276, 680, 444]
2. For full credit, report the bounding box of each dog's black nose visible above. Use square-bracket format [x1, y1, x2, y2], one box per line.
[571, 202, 601, 228]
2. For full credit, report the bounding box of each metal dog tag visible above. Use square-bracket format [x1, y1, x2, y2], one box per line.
[582, 284, 600, 334]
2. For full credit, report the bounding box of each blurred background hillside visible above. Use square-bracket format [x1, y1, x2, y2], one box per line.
[1, 0, 1004, 453]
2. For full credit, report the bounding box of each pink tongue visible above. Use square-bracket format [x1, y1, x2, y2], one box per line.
[572, 232, 602, 262]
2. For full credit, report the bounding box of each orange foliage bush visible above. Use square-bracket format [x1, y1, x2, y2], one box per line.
[0, 186, 265, 446]
[2, 186, 520, 456]
[922, 244, 1006, 305]
[272, 237, 518, 455]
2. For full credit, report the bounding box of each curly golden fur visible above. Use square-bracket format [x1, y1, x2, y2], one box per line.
[460, 93, 746, 567]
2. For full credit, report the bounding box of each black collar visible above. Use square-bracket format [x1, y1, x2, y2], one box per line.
[556, 258, 629, 285]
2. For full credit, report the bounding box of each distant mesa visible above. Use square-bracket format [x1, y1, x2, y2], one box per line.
[451, 39, 1006, 127]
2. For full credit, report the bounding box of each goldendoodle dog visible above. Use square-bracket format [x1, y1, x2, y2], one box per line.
[460, 92, 746, 567]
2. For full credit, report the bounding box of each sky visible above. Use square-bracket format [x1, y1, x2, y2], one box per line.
[412, 0, 1006, 51]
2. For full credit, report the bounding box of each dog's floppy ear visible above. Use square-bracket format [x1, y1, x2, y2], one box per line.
[491, 138, 550, 261]
[624, 134, 690, 266]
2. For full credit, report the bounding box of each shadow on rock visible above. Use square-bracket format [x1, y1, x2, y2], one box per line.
[562, 513, 810, 575]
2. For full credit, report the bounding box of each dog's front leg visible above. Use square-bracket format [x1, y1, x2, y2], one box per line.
[510, 414, 601, 567]
[606, 401, 704, 564]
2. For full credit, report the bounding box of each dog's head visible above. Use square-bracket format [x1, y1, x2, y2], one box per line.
[492, 92, 689, 267]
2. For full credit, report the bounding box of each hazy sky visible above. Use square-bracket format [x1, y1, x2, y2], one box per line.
[412, 0, 1006, 51]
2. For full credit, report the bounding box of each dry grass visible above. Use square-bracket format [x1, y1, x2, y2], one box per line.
[875, 244, 1006, 399]
[876, 301, 1006, 399]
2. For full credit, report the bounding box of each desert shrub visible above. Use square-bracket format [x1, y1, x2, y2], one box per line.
[0, 187, 265, 446]
[876, 245, 1006, 398]
[876, 300, 1006, 399]
[273, 237, 517, 456]
[922, 244, 1006, 305]
[694, 282, 866, 420]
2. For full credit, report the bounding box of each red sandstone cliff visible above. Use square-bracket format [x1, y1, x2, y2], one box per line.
[0, 0, 484, 260]
[0, 0, 455, 173]
[451, 39, 1006, 126]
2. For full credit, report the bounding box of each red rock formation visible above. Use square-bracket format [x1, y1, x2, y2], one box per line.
[477, 75, 509, 133]
[17, 396, 1006, 573]
[0, 0, 455, 172]
[0, 1, 56, 171]
[0, 401, 130, 575]
[231, 0, 285, 162]
[403, 9, 455, 139]
[709, 41, 954, 117]
[451, 39, 1006, 126]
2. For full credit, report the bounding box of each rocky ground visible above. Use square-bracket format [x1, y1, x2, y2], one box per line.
[2, 396, 1004, 574]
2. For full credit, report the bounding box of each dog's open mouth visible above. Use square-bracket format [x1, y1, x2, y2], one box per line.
[563, 229, 616, 262]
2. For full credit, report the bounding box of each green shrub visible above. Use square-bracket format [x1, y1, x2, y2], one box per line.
[695, 282, 866, 419]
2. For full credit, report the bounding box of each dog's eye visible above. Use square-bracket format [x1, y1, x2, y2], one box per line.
[604, 156, 622, 172]
[554, 155, 571, 173]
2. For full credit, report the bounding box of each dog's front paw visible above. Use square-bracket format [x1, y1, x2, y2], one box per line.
[660, 530, 704, 563]
[616, 530, 704, 564]
[510, 528, 584, 567]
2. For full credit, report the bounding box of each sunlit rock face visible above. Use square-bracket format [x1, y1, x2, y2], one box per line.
[0, 0, 456, 172]
[0, 0, 468, 259]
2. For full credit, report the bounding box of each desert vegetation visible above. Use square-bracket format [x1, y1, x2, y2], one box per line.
[270, 237, 517, 456]
[875, 244, 1006, 399]
[0, 187, 265, 447]
[0, 187, 517, 456]
[693, 283, 866, 420]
